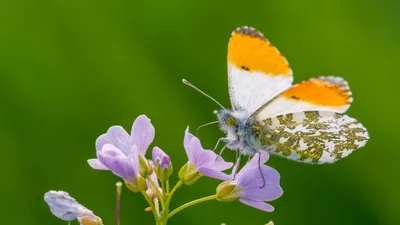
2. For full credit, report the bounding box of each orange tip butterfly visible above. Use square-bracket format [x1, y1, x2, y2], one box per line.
[183, 26, 369, 164]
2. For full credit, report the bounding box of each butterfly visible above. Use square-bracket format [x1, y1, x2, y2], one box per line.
[183, 26, 369, 164]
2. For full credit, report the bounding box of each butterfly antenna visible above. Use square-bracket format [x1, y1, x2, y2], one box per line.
[196, 121, 219, 135]
[182, 79, 226, 110]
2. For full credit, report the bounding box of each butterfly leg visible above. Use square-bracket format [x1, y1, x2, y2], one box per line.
[213, 138, 224, 152]
[215, 144, 228, 161]
[214, 137, 232, 160]
[232, 149, 243, 180]
[257, 151, 266, 188]
[247, 155, 252, 162]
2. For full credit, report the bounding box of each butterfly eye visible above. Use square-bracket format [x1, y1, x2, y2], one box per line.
[226, 117, 237, 126]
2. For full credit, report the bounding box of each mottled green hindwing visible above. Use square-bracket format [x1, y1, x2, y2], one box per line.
[256, 111, 369, 163]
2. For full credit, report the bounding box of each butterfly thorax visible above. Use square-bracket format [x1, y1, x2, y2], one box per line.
[216, 109, 264, 156]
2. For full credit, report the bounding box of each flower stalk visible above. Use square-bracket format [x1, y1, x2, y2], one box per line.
[167, 194, 218, 219]
[115, 182, 122, 225]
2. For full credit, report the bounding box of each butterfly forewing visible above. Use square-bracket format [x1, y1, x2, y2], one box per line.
[227, 26, 293, 115]
[254, 76, 353, 119]
[256, 111, 369, 163]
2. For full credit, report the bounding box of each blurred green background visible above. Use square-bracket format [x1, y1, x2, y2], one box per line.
[1, 0, 399, 225]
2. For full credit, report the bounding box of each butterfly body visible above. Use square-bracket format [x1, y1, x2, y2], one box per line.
[217, 109, 262, 156]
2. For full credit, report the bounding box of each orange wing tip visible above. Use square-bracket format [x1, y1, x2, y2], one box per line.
[232, 26, 265, 40]
[282, 76, 352, 107]
[318, 76, 353, 103]
[228, 26, 292, 76]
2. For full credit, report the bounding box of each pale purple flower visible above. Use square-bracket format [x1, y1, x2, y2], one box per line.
[216, 152, 283, 212]
[87, 115, 155, 182]
[44, 190, 102, 225]
[183, 127, 233, 180]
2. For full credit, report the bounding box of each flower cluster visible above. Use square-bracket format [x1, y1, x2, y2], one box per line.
[44, 115, 283, 225]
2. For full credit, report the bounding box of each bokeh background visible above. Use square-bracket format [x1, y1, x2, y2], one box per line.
[1, 0, 399, 225]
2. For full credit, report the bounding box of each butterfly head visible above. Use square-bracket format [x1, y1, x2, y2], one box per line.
[215, 109, 260, 155]
[215, 109, 237, 130]
[216, 109, 252, 135]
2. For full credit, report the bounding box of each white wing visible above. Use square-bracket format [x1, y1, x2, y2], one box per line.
[227, 26, 293, 116]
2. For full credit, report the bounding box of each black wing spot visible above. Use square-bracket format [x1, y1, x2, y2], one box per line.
[291, 96, 300, 100]
[241, 66, 250, 71]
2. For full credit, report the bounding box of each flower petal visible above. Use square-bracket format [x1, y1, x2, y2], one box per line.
[161, 156, 171, 169]
[241, 185, 283, 202]
[239, 198, 274, 212]
[183, 128, 233, 178]
[198, 167, 231, 180]
[44, 191, 94, 221]
[97, 144, 136, 181]
[188, 137, 214, 167]
[183, 127, 195, 159]
[127, 145, 140, 175]
[236, 152, 269, 178]
[130, 115, 155, 155]
[87, 159, 109, 170]
[146, 170, 162, 198]
[236, 166, 282, 201]
[96, 126, 131, 154]
[208, 155, 234, 171]
[146, 168, 160, 188]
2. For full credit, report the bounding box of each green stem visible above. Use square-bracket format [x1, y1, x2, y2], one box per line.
[141, 191, 160, 225]
[166, 180, 182, 206]
[161, 182, 166, 199]
[158, 180, 183, 225]
[166, 180, 170, 195]
[167, 194, 218, 219]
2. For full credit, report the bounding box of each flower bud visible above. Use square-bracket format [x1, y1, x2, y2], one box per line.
[178, 162, 202, 185]
[139, 155, 153, 177]
[155, 157, 173, 182]
[152, 146, 172, 182]
[125, 176, 147, 192]
[78, 216, 103, 225]
[145, 187, 156, 199]
[145, 172, 162, 199]
[216, 181, 241, 202]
